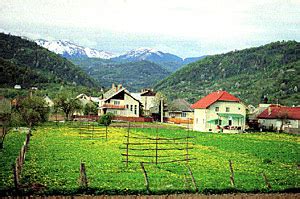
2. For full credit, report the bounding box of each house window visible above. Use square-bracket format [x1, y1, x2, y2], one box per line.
[114, 101, 120, 105]
[226, 107, 230, 112]
[126, 104, 129, 109]
[130, 105, 133, 111]
[134, 105, 137, 115]
[181, 112, 187, 117]
[215, 107, 219, 112]
[215, 119, 222, 125]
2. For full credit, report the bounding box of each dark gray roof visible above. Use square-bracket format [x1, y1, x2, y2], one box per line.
[168, 99, 193, 112]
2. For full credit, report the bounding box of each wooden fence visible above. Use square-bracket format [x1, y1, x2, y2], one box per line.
[78, 122, 110, 140]
[113, 116, 153, 123]
[13, 129, 31, 189]
[121, 123, 195, 166]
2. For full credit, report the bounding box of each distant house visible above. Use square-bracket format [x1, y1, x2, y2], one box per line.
[132, 89, 157, 116]
[247, 104, 273, 130]
[44, 95, 54, 107]
[257, 105, 300, 132]
[14, 85, 21, 89]
[76, 94, 100, 105]
[165, 99, 194, 124]
[98, 84, 141, 117]
[191, 91, 246, 133]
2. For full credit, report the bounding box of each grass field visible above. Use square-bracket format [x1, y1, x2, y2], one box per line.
[0, 122, 299, 195]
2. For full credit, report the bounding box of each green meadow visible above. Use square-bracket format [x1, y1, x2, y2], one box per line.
[0, 123, 299, 195]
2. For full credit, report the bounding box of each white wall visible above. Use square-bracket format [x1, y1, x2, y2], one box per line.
[193, 101, 246, 132]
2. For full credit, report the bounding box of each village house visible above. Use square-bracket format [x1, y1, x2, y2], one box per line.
[257, 105, 300, 133]
[191, 91, 246, 133]
[44, 95, 54, 107]
[132, 89, 157, 116]
[165, 99, 194, 124]
[76, 93, 100, 106]
[98, 84, 141, 117]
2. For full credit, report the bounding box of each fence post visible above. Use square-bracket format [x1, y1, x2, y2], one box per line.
[12, 161, 19, 190]
[105, 125, 108, 140]
[186, 129, 189, 163]
[140, 162, 150, 194]
[155, 127, 158, 165]
[126, 122, 130, 166]
[262, 172, 272, 190]
[187, 165, 198, 192]
[79, 162, 88, 188]
[229, 160, 235, 187]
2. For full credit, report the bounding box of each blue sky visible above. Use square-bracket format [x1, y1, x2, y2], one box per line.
[1, 0, 299, 58]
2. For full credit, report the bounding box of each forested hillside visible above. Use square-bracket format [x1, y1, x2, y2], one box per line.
[0, 33, 98, 88]
[70, 58, 171, 91]
[155, 41, 300, 106]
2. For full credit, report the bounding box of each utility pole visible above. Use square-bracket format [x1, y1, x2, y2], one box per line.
[160, 98, 163, 123]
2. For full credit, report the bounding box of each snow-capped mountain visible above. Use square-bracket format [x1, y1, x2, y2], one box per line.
[113, 47, 183, 63]
[112, 47, 206, 71]
[35, 39, 115, 59]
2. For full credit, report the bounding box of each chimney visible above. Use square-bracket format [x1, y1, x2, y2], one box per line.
[112, 83, 115, 89]
[118, 84, 122, 90]
[268, 106, 271, 115]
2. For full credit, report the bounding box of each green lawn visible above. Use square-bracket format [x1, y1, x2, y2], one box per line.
[1, 123, 299, 195]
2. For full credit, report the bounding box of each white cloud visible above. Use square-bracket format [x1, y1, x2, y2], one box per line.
[1, 0, 299, 57]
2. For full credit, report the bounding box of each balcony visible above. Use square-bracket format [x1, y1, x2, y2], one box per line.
[101, 104, 125, 109]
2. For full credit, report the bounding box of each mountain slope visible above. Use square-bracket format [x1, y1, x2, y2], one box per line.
[0, 33, 98, 88]
[112, 48, 205, 71]
[70, 57, 171, 91]
[155, 41, 300, 106]
[35, 39, 115, 59]
[36, 39, 206, 72]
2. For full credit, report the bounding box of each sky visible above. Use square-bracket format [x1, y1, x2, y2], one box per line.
[1, 0, 299, 58]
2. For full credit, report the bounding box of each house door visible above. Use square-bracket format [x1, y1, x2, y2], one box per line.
[228, 120, 232, 126]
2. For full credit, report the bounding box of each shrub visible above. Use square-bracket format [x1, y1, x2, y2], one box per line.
[98, 113, 114, 126]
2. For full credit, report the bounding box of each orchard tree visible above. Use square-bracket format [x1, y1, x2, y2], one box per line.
[18, 96, 50, 127]
[84, 102, 98, 115]
[54, 94, 82, 120]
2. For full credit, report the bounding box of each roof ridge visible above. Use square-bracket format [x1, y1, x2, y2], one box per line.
[217, 91, 225, 101]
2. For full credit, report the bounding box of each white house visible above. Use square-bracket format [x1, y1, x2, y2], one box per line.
[132, 89, 157, 116]
[257, 105, 300, 132]
[191, 91, 246, 133]
[98, 84, 141, 117]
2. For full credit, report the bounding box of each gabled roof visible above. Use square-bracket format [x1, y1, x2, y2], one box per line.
[257, 105, 300, 120]
[141, 90, 156, 96]
[103, 88, 141, 104]
[168, 99, 193, 112]
[191, 91, 240, 109]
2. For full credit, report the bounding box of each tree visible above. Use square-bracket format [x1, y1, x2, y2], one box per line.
[18, 96, 50, 127]
[84, 102, 98, 115]
[277, 110, 289, 132]
[54, 94, 82, 120]
[98, 113, 114, 127]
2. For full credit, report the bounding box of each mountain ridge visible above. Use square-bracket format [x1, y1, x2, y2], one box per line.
[70, 57, 171, 92]
[35, 39, 116, 59]
[155, 40, 300, 106]
[35, 38, 205, 72]
[0, 33, 98, 88]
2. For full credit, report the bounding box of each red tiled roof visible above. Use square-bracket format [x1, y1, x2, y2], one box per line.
[257, 105, 300, 120]
[191, 91, 240, 109]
